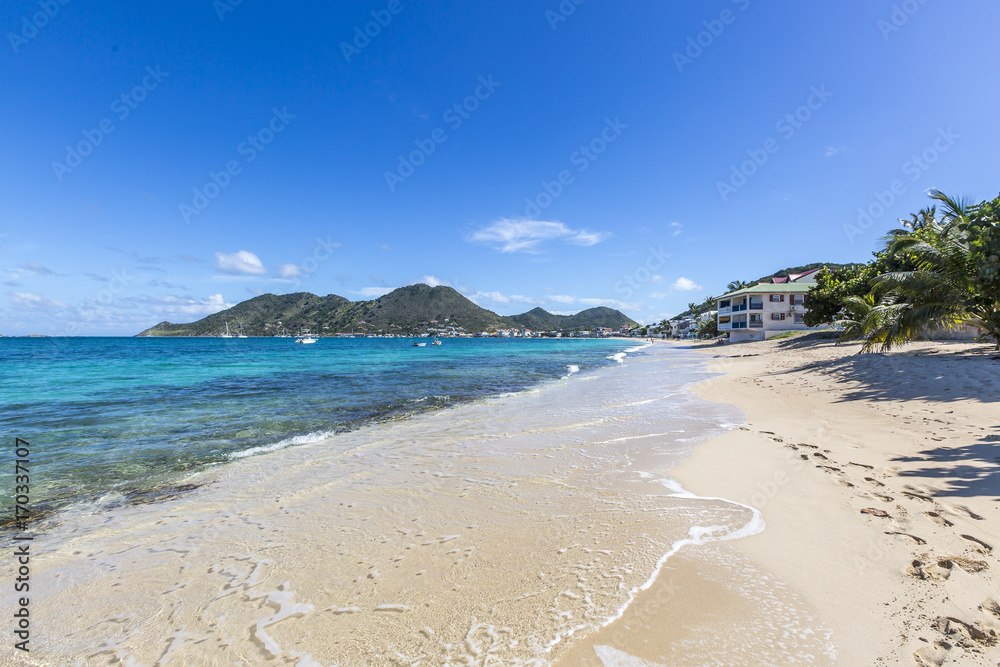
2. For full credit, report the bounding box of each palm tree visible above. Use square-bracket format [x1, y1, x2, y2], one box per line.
[702, 295, 716, 309]
[687, 302, 698, 314]
[727, 280, 751, 293]
[833, 294, 877, 344]
[859, 190, 999, 351]
[899, 205, 937, 231]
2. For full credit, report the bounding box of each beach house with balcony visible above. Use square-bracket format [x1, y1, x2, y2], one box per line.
[716, 268, 825, 342]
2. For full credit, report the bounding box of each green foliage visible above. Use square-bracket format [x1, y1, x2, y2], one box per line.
[508, 307, 638, 331]
[825, 190, 1000, 352]
[138, 286, 639, 337]
[768, 331, 805, 341]
[698, 317, 719, 338]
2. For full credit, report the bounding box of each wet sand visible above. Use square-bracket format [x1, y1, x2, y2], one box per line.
[564, 336, 1000, 666]
[3, 344, 815, 666]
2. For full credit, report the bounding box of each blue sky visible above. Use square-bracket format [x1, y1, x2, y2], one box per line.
[2, 0, 999, 335]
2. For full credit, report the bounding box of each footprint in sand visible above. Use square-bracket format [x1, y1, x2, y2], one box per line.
[949, 504, 985, 521]
[960, 534, 993, 554]
[908, 557, 988, 581]
[869, 493, 895, 503]
[885, 531, 926, 545]
[925, 512, 954, 528]
[864, 477, 886, 487]
[913, 641, 951, 667]
[902, 491, 934, 503]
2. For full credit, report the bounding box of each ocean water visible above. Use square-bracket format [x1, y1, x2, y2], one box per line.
[0, 336, 643, 516]
[1, 339, 836, 665]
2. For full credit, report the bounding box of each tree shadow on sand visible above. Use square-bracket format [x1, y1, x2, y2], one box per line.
[767, 334, 1000, 405]
[890, 429, 1000, 501]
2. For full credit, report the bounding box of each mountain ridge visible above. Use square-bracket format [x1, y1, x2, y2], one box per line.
[136, 285, 638, 336]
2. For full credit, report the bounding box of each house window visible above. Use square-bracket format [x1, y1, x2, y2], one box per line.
[719, 300, 731, 308]
[794, 314, 804, 324]
[750, 313, 762, 322]
[770, 294, 785, 302]
[749, 297, 764, 310]
[791, 295, 805, 305]
[771, 313, 786, 321]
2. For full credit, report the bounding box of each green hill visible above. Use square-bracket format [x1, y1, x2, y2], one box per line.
[136, 285, 638, 337]
[508, 306, 637, 331]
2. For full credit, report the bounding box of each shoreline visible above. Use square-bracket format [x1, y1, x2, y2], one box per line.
[8, 342, 757, 665]
[560, 336, 1000, 665]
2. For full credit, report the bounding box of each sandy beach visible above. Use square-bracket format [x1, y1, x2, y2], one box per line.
[560, 335, 1000, 666]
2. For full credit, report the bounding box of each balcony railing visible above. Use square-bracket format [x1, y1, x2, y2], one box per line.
[749, 322, 763, 328]
[732, 304, 747, 312]
[731, 322, 748, 330]
[749, 304, 764, 310]
[718, 306, 732, 315]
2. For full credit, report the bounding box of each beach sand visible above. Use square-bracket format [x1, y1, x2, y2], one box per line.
[560, 335, 1000, 666]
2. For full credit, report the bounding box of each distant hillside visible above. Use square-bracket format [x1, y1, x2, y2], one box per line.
[136, 285, 638, 336]
[508, 306, 637, 331]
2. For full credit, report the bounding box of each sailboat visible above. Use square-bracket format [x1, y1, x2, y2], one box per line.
[221, 322, 234, 338]
[237, 325, 248, 339]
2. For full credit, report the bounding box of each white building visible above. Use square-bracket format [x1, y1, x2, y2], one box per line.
[717, 269, 826, 342]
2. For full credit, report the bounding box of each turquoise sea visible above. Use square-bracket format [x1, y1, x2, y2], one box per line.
[0, 336, 643, 518]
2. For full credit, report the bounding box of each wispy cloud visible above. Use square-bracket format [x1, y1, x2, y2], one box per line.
[357, 287, 394, 298]
[825, 145, 847, 157]
[278, 264, 301, 279]
[6, 262, 61, 278]
[10, 291, 67, 309]
[215, 251, 266, 275]
[469, 219, 611, 253]
[140, 293, 234, 318]
[669, 222, 683, 237]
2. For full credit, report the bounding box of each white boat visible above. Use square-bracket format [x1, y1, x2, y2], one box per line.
[431, 338, 442, 345]
[237, 325, 248, 339]
[221, 322, 234, 338]
[413, 342, 426, 347]
[296, 336, 318, 344]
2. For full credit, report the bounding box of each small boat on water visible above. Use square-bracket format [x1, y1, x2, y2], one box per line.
[431, 338, 442, 345]
[413, 342, 427, 347]
[295, 330, 318, 344]
[221, 322, 234, 338]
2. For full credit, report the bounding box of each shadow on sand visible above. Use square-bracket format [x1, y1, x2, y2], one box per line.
[765, 334, 1000, 406]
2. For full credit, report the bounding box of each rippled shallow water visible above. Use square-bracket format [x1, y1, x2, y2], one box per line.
[3, 342, 836, 665]
[0, 336, 640, 514]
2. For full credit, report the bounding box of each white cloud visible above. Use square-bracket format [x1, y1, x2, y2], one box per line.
[421, 275, 451, 288]
[278, 264, 301, 279]
[478, 291, 510, 303]
[357, 287, 394, 298]
[825, 145, 847, 157]
[669, 222, 683, 237]
[567, 229, 612, 247]
[671, 277, 703, 292]
[145, 293, 234, 317]
[549, 295, 576, 304]
[651, 274, 664, 283]
[10, 292, 67, 309]
[469, 219, 611, 253]
[215, 250, 266, 275]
